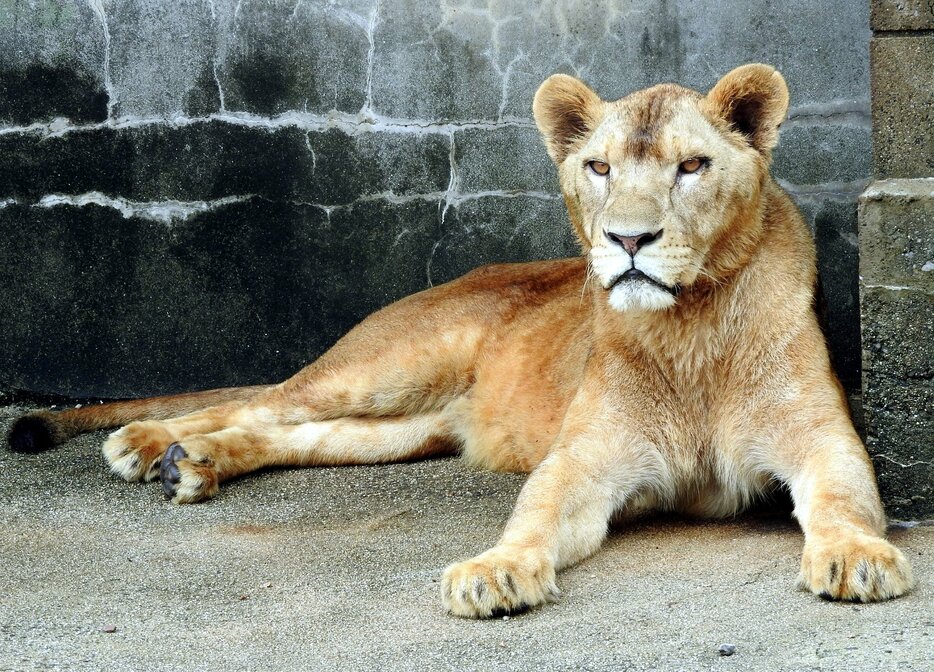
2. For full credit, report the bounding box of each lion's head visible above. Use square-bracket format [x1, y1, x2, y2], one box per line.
[533, 64, 789, 312]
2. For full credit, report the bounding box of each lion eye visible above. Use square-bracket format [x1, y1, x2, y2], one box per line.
[587, 160, 610, 176]
[678, 157, 706, 174]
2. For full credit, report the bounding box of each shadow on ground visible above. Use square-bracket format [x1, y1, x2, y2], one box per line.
[0, 405, 931, 671]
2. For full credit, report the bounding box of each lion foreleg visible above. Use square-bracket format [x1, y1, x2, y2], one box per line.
[441, 425, 667, 618]
[772, 422, 914, 602]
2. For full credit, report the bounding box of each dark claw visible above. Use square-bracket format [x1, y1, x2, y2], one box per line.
[160, 443, 187, 499]
[502, 573, 517, 597]
[472, 577, 487, 600]
[163, 461, 180, 484]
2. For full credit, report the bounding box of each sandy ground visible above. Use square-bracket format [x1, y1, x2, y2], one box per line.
[0, 404, 931, 671]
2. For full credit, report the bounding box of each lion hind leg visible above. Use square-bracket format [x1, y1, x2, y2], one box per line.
[159, 410, 460, 504]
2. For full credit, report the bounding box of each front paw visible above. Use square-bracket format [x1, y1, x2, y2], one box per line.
[441, 545, 559, 618]
[798, 533, 914, 602]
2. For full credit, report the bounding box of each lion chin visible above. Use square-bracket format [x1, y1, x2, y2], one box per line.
[608, 280, 676, 312]
[606, 273, 679, 312]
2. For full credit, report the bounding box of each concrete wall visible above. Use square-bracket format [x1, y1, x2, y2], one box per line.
[858, 0, 934, 519]
[0, 0, 871, 399]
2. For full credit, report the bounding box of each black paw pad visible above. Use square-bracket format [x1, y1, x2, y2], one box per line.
[491, 602, 530, 618]
[160, 443, 187, 499]
[8, 414, 56, 453]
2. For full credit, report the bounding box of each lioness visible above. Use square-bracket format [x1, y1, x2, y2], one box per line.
[9, 64, 913, 617]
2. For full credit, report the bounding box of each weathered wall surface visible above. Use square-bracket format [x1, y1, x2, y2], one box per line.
[859, 0, 934, 518]
[0, 0, 870, 398]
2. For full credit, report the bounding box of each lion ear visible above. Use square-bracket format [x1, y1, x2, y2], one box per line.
[533, 74, 604, 164]
[705, 64, 789, 154]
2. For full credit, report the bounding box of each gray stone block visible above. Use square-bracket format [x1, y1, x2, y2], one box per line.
[108, 0, 217, 118]
[859, 179, 934, 292]
[214, 0, 370, 116]
[0, 122, 449, 205]
[871, 36, 934, 179]
[773, 124, 871, 186]
[862, 286, 934, 383]
[93, 0, 374, 119]
[454, 126, 558, 194]
[871, 0, 934, 31]
[0, 0, 107, 124]
[432, 195, 577, 285]
[371, 0, 869, 121]
[860, 287, 934, 519]
[0, 197, 442, 398]
[341, 130, 451, 199]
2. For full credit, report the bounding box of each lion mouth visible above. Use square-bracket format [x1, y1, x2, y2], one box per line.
[609, 268, 680, 296]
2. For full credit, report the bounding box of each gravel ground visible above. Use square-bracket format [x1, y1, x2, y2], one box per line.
[1, 404, 931, 671]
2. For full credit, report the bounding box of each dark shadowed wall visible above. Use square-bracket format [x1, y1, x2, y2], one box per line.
[0, 0, 870, 398]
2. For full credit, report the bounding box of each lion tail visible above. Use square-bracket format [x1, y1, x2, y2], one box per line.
[6, 385, 274, 453]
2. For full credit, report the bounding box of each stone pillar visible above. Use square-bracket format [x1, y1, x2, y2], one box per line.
[859, 1, 934, 518]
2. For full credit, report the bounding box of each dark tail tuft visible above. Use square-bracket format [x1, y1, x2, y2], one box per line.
[7, 413, 62, 453]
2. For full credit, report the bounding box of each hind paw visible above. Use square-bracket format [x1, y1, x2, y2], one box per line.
[159, 442, 219, 504]
[102, 421, 176, 482]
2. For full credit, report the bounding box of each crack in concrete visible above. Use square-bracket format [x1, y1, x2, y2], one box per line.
[213, 61, 226, 112]
[426, 0, 530, 120]
[25, 189, 560, 224]
[876, 453, 933, 469]
[0, 110, 537, 139]
[34, 192, 253, 224]
[425, 236, 445, 288]
[863, 282, 934, 296]
[783, 100, 871, 129]
[205, 0, 226, 112]
[495, 50, 525, 123]
[440, 130, 458, 230]
[87, 0, 114, 119]
[303, 131, 317, 173]
[361, 0, 381, 118]
[289, 0, 304, 21]
[777, 178, 871, 202]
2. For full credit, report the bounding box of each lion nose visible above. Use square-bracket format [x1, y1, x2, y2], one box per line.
[605, 229, 663, 256]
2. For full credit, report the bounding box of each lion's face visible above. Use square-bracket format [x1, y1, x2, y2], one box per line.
[534, 65, 789, 312]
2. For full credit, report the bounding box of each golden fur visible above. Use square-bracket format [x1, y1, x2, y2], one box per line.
[9, 64, 913, 617]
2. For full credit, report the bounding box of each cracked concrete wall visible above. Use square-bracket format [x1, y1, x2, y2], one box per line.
[1, 0, 870, 400]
